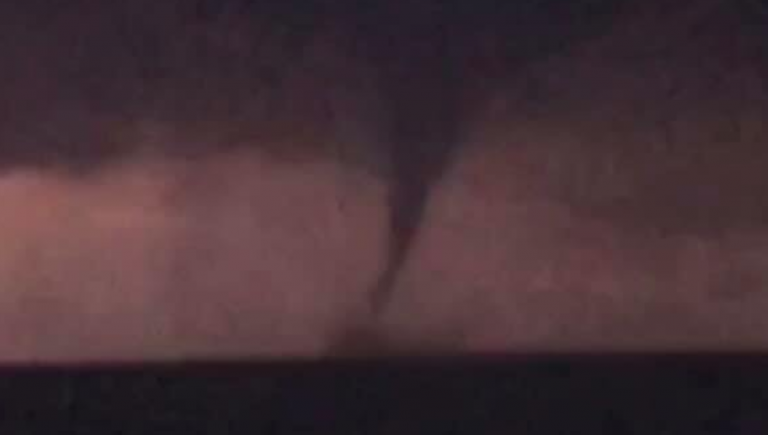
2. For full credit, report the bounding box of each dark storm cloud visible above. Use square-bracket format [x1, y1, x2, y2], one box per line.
[0, 0, 331, 172]
[0, 0, 629, 172]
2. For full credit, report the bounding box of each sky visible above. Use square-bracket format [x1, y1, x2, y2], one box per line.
[0, 0, 767, 362]
[0, 0, 630, 172]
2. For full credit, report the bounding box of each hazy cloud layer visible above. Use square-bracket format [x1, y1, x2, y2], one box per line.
[0, 152, 388, 361]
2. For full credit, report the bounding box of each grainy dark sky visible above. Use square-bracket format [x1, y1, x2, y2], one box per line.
[0, 0, 632, 171]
